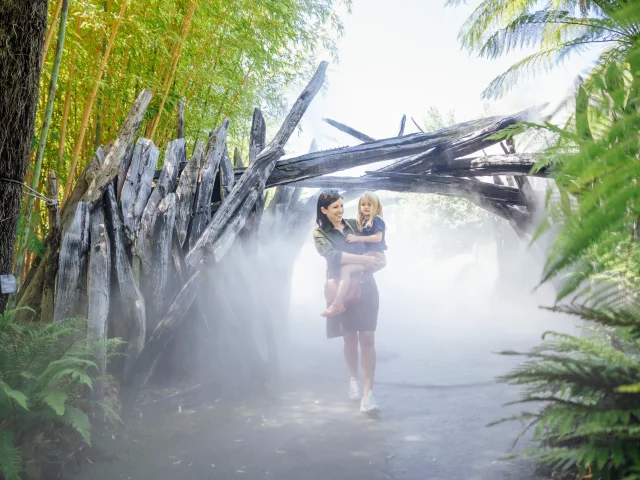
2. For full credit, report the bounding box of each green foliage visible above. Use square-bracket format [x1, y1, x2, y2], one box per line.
[0, 308, 120, 479]
[494, 325, 640, 480]
[446, 0, 640, 99]
[449, 2, 640, 478]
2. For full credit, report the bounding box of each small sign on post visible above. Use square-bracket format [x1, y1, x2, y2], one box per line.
[0, 275, 17, 295]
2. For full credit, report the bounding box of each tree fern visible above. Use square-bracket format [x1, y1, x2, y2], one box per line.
[447, 0, 640, 99]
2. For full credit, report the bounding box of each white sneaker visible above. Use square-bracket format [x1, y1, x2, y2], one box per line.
[348, 378, 361, 400]
[360, 391, 380, 413]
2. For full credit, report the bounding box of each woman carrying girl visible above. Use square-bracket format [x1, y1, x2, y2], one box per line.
[321, 192, 387, 317]
[312, 190, 384, 413]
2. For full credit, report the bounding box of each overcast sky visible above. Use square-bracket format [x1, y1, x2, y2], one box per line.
[283, 0, 603, 157]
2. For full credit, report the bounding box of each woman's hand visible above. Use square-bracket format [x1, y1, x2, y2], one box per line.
[345, 234, 360, 243]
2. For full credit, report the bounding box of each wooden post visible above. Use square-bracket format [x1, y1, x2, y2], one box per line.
[175, 141, 203, 248]
[83, 89, 153, 205]
[104, 185, 146, 377]
[137, 139, 183, 273]
[147, 193, 177, 335]
[188, 119, 230, 249]
[88, 206, 110, 405]
[120, 138, 159, 245]
[220, 147, 234, 200]
[53, 202, 90, 322]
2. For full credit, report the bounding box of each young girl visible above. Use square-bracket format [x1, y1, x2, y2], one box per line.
[321, 192, 387, 317]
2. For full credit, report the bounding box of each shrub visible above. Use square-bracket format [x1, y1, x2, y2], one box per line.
[0, 307, 119, 479]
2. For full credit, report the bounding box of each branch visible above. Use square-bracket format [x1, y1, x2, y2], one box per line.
[322, 117, 375, 143]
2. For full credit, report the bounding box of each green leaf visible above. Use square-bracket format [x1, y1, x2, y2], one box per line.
[0, 430, 22, 480]
[41, 390, 67, 416]
[61, 406, 91, 445]
[0, 380, 29, 411]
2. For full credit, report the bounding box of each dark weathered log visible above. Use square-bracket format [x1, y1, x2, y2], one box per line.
[386, 107, 545, 174]
[171, 225, 188, 284]
[514, 175, 539, 215]
[220, 147, 234, 200]
[120, 138, 159, 245]
[206, 189, 259, 265]
[61, 147, 104, 232]
[296, 172, 524, 205]
[147, 193, 176, 335]
[122, 256, 210, 412]
[83, 89, 153, 205]
[103, 184, 146, 377]
[249, 108, 266, 165]
[469, 196, 531, 233]
[322, 117, 376, 143]
[189, 119, 230, 249]
[398, 114, 406, 136]
[411, 117, 424, 133]
[41, 171, 60, 323]
[240, 109, 269, 247]
[19, 147, 106, 315]
[233, 147, 243, 168]
[236, 108, 542, 188]
[187, 62, 328, 269]
[177, 99, 185, 139]
[426, 153, 539, 177]
[53, 202, 90, 322]
[175, 140, 203, 248]
[137, 139, 182, 273]
[88, 205, 110, 400]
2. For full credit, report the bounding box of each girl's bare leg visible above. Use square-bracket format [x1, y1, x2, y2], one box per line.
[334, 264, 366, 304]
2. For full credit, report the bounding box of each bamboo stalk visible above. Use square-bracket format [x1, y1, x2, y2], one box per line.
[223, 64, 253, 117]
[42, 0, 64, 68]
[15, 0, 71, 282]
[147, 0, 198, 141]
[177, 10, 228, 99]
[63, 0, 129, 203]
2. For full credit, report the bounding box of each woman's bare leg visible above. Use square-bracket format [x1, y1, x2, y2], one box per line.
[359, 331, 376, 396]
[334, 264, 366, 304]
[343, 332, 359, 379]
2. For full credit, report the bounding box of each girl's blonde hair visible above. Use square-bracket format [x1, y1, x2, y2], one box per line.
[356, 192, 383, 231]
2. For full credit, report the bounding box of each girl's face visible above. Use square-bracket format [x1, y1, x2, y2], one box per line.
[360, 199, 373, 219]
[321, 198, 344, 226]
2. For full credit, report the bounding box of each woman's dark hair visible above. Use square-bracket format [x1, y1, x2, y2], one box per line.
[316, 189, 343, 230]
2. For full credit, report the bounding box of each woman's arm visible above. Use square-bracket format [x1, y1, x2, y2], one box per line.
[346, 231, 382, 244]
[313, 229, 379, 268]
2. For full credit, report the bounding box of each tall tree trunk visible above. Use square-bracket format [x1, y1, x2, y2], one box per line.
[63, 0, 128, 203]
[15, 0, 70, 283]
[0, 0, 49, 313]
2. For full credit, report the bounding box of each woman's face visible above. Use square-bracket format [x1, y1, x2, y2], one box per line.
[321, 198, 344, 226]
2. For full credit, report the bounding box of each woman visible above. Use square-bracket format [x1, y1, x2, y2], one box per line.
[313, 189, 382, 413]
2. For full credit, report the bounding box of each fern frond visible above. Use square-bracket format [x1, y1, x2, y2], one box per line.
[0, 430, 21, 480]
